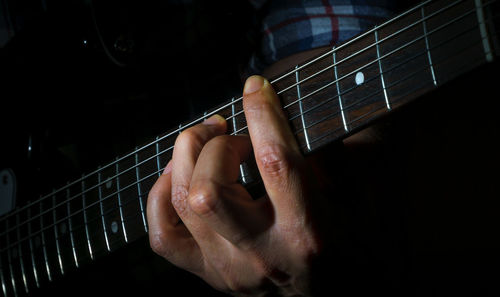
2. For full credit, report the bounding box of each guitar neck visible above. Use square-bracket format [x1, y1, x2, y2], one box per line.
[1, 0, 499, 296]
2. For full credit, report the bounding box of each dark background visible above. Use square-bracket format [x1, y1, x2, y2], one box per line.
[1, 1, 499, 296]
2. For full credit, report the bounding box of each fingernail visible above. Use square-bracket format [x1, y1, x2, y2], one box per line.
[244, 75, 265, 94]
[202, 114, 225, 126]
[163, 160, 172, 175]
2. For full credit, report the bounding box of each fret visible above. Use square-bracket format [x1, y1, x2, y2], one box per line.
[474, 0, 494, 62]
[155, 136, 162, 177]
[230, 97, 248, 184]
[115, 160, 128, 243]
[274, 49, 346, 152]
[0, 221, 11, 297]
[81, 178, 94, 260]
[39, 201, 52, 282]
[230, 97, 238, 135]
[424, 0, 486, 83]
[5, 220, 17, 297]
[135, 151, 148, 233]
[295, 65, 312, 150]
[98, 165, 129, 249]
[331, 51, 349, 132]
[331, 32, 388, 135]
[51, 195, 64, 275]
[26, 208, 39, 288]
[65, 186, 79, 268]
[0, 253, 7, 297]
[97, 171, 111, 252]
[112, 151, 150, 243]
[51, 188, 78, 275]
[64, 182, 91, 267]
[14, 214, 28, 294]
[374, 28, 391, 110]
[29, 201, 50, 287]
[421, 6, 438, 86]
[178, 124, 182, 134]
[81, 173, 109, 258]
[377, 5, 434, 108]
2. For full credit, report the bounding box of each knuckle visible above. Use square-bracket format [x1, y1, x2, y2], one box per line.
[188, 182, 220, 217]
[256, 143, 291, 179]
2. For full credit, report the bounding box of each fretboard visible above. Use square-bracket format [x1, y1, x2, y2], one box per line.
[1, 0, 498, 296]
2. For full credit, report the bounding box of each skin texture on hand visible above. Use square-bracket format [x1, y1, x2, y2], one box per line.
[146, 75, 323, 296]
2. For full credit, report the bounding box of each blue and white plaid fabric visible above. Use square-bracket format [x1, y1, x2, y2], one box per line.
[248, 0, 396, 74]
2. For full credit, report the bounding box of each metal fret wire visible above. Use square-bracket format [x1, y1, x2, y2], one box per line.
[26, 209, 39, 289]
[0, 0, 440, 222]
[0, 256, 6, 296]
[0, 0, 495, 252]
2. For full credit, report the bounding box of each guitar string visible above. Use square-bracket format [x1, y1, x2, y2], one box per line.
[0, 0, 494, 245]
[0, 32, 491, 254]
[0, 0, 453, 222]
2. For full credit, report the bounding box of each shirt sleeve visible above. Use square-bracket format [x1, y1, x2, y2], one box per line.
[247, 0, 396, 75]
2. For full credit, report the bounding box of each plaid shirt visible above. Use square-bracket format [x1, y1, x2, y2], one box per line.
[248, 0, 395, 74]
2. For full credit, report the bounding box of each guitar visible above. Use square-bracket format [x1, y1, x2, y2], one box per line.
[1, 0, 499, 296]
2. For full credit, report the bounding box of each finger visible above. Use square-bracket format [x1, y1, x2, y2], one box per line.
[170, 115, 227, 219]
[146, 162, 203, 272]
[242, 75, 306, 210]
[188, 135, 273, 249]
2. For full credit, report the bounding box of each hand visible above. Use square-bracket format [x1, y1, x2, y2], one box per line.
[147, 75, 323, 296]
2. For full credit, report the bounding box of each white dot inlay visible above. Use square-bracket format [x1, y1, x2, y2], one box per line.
[355, 72, 365, 85]
[111, 221, 119, 234]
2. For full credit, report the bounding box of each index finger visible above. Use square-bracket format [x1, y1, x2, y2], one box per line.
[242, 76, 306, 209]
